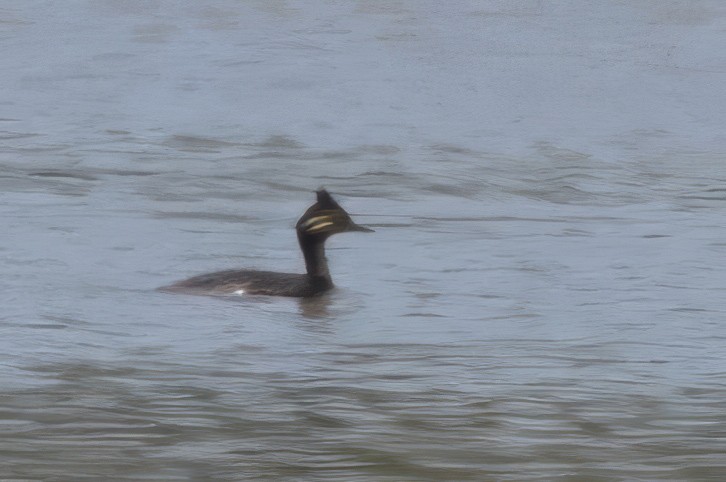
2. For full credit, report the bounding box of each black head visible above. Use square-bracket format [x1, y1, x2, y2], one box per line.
[296, 189, 373, 239]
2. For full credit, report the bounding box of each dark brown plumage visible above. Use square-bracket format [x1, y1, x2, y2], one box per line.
[160, 189, 372, 297]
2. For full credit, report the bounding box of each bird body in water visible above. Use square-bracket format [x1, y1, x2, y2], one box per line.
[160, 189, 372, 297]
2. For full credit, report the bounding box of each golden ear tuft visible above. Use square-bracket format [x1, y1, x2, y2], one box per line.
[301, 215, 335, 233]
[306, 221, 334, 233]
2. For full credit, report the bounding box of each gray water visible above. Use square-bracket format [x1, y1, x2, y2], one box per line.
[2, 1, 726, 480]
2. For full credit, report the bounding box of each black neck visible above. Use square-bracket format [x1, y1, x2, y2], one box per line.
[297, 233, 332, 281]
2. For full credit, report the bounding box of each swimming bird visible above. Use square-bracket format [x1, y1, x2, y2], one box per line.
[160, 189, 373, 297]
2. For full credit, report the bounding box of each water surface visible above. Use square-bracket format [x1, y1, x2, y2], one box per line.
[2, 2, 726, 480]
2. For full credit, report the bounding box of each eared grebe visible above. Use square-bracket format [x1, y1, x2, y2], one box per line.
[160, 189, 373, 297]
